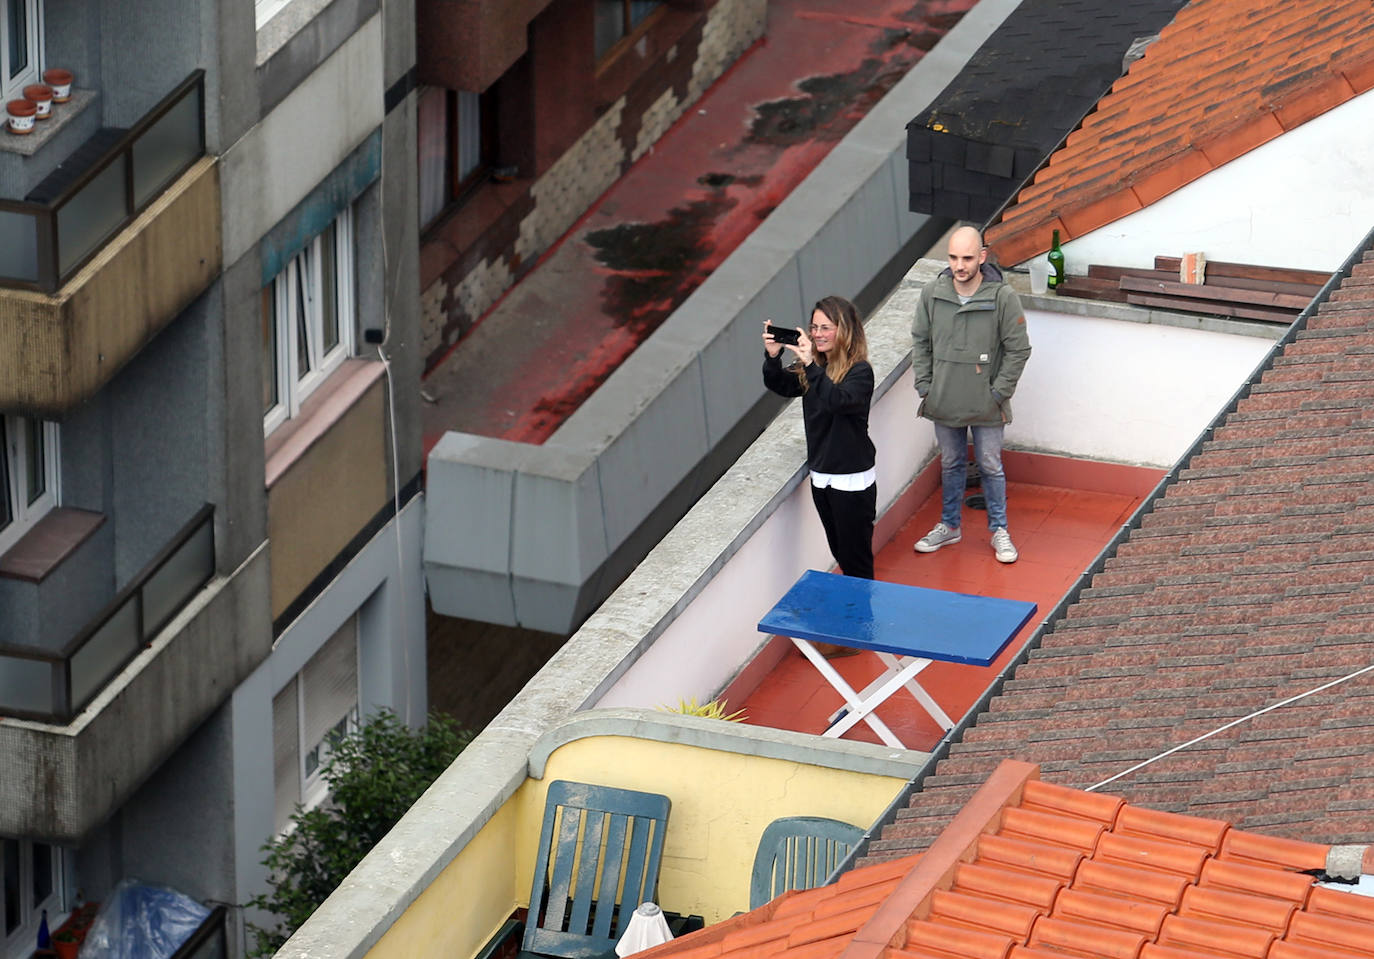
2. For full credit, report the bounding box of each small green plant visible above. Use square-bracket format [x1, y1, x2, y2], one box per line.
[245, 709, 472, 956]
[658, 696, 747, 722]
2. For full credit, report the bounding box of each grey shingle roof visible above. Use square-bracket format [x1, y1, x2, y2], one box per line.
[906, 0, 1188, 223]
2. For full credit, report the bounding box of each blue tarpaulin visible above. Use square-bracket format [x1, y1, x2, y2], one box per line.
[80, 880, 210, 959]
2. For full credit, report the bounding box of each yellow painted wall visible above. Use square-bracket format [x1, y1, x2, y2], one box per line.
[362, 733, 906, 959]
[266, 376, 387, 619]
[534, 736, 905, 922]
[361, 797, 524, 959]
[0, 157, 221, 416]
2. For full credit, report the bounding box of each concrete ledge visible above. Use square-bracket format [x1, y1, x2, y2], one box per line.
[527, 708, 929, 781]
[0, 541, 270, 840]
[1005, 271, 1287, 340]
[423, 0, 1024, 634]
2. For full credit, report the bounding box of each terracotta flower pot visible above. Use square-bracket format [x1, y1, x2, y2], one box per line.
[43, 68, 73, 102]
[23, 83, 53, 119]
[6, 98, 36, 134]
[53, 938, 79, 959]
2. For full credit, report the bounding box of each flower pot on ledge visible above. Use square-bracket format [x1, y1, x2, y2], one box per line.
[23, 83, 53, 119]
[43, 68, 73, 102]
[6, 98, 36, 133]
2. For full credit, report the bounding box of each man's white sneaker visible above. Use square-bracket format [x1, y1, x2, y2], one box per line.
[915, 522, 961, 553]
[991, 527, 1018, 564]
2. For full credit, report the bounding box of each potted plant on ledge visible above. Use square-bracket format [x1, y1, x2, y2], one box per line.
[52, 928, 80, 959]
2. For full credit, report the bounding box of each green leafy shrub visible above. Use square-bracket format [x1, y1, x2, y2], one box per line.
[246, 709, 471, 956]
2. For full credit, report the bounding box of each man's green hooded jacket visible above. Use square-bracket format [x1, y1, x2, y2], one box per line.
[911, 263, 1031, 427]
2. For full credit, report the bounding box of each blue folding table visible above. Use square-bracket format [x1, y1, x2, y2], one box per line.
[757, 570, 1037, 749]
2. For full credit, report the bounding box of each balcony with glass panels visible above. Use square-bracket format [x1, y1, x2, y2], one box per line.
[0, 500, 273, 842]
[0, 70, 221, 417]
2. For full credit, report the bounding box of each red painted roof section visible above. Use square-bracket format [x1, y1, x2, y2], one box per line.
[986, 0, 1374, 268]
[639, 761, 1374, 959]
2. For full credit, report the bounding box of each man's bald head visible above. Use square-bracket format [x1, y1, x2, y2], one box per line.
[948, 226, 984, 255]
[947, 225, 988, 293]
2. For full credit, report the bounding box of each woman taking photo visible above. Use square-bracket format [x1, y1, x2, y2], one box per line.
[762, 295, 876, 580]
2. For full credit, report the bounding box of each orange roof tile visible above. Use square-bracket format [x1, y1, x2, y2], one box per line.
[986, 0, 1374, 266]
[638, 760, 1374, 959]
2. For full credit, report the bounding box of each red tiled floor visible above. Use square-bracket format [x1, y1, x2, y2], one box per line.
[738, 468, 1157, 751]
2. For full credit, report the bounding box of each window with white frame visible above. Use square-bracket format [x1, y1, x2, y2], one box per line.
[417, 86, 486, 229]
[261, 209, 355, 434]
[1, 838, 62, 955]
[272, 616, 359, 834]
[0, 415, 59, 557]
[0, 0, 41, 103]
[594, 0, 660, 59]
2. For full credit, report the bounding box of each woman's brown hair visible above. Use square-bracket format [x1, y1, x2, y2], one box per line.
[795, 295, 867, 389]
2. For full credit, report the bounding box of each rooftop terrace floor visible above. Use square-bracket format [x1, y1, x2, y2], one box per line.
[738, 461, 1160, 752]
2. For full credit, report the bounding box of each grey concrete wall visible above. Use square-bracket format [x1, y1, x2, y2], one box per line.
[106, 290, 212, 585]
[98, 0, 206, 128]
[209, 252, 270, 572]
[220, 12, 385, 269]
[424, 0, 1024, 635]
[0, 544, 271, 841]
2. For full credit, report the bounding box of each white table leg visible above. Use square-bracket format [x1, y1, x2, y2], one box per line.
[791, 639, 905, 749]
[875, 652, 954, 730]
[826, 652, 955, 732]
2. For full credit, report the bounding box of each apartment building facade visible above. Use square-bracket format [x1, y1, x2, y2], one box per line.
[414, 0, 766, 367]
[0, 0, 423, 954]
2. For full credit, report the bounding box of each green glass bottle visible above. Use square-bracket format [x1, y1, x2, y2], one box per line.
[1047, 229, 1065, 290]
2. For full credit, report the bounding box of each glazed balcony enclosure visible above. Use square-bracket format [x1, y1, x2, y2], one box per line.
[0, 506, 214, 723]
[0, 70, 219, 417]
[0, 500, 270, 842]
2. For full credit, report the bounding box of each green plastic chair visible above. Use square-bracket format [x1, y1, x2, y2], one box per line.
[521, 780, 672, 959]
[749, 816, 865, 909]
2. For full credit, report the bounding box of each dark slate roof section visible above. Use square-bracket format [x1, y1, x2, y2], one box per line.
[863, 230, 1374, 864]
[905, 0, 1188, 224]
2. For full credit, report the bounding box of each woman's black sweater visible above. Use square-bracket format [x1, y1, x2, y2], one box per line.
[763, 353, 875, 475]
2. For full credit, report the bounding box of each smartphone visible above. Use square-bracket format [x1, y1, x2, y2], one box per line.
[766, 323, 801, 346]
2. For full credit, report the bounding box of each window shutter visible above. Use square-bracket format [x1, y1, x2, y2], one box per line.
[301, 618, 358, 754]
